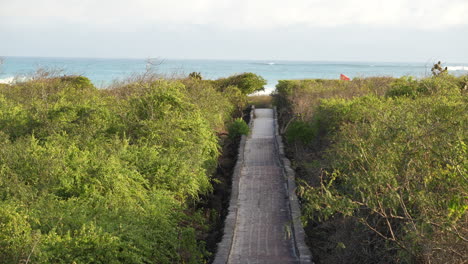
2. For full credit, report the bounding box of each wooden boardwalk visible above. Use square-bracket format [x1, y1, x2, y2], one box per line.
[214, 108, 312, 264]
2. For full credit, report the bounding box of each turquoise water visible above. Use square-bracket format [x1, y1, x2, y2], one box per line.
[1, 57, 467, 93]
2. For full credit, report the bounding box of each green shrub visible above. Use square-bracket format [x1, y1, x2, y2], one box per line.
[285, 120, 315, 144]
[216, 73, 266, 95]
[188, 72, 202, 80]
[386, 75, 462, 98]
[302, 94, 468, 263]
[274, 77, 394, 123]
[418, 75, 461, 95]
[223, 85, 247, 116]
[276, 75, 467, 263]
[181, 78, 233, 130]
[386, 76, 419, 98]
[0, 202, 35, 263]
[57, 75, 95, 90]
[0, 74, 241, 263]
[228, 118, 249, 139]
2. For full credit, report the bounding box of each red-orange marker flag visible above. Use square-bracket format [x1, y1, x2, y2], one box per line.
[340, 74, 350, 81]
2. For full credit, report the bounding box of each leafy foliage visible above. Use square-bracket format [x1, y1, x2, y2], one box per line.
[215, 73, 266, 95]
[0, 73, 251, 263]
[285, 120, 315, 144]
[188, 72, 203, 80]
[227, 118, 249, 139]
[276, 75, 468, 263]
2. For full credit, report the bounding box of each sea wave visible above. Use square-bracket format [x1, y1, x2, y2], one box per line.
[250, 62, 281, 66]
[447, 66, 468, 71]
[0, 76, 29, 84]
[0, 76, 16, 84]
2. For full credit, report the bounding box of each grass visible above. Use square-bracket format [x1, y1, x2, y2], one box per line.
[248, 95, 273, 108]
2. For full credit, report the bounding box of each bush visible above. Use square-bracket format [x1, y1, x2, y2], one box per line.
[0, 74, 241, 263]
[276, 75, 468, 263]
[386, 75, 461, 98]
[302, 94, 467, 263]
[228, 118, 249, 139]
[188, 72, 202, 80]
[57, 75, 95, 90]
[285, 120, 315, 144]
[223, 85, 248, 116]
[385, 76, 419, 98]
[181, 78, 233, 130]
[0, 202, 35, 263]
[274, 77, 394, 126]
[216, 73, 266, 95]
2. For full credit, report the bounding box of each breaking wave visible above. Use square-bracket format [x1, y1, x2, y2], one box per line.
[0, 76, 16, 84]
[447, 66, 468, 71]
[0, 76, 30, 84]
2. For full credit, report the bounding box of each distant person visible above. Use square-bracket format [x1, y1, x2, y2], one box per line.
[431, 61, 448, 76]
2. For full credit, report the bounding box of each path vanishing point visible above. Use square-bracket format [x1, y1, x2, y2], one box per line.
[214, 108, 312, 264]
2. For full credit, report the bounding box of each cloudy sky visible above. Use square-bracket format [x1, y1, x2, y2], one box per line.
[1, 0, 467, 62]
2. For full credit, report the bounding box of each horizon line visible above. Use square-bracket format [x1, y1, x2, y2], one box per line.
[2, 55, 466, 65]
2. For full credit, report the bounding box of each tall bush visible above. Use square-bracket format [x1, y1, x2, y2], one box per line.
[0, 74, 241, 263]
[276, 75, 468, 263]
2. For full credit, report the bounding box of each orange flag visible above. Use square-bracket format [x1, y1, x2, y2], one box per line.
[340, 74, 350, 81]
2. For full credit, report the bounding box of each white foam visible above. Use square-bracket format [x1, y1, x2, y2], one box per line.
[0, 76, 29, 84]
[0, 76, 16, 84]
[447, 66, 468, 71]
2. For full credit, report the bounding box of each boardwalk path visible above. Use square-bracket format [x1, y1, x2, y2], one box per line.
[214, 108, 312, 264]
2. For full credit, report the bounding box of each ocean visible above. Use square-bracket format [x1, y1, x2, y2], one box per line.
[1, 56, 467, 94]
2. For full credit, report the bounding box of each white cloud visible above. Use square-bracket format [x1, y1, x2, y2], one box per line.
[1, 0, 468, 30]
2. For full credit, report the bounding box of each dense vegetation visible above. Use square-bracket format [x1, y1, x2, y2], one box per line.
[0, 72, 262, 263]
[275, 75, 467, 263]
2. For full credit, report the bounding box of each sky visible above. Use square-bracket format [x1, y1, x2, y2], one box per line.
[1, 0, 468, 62]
